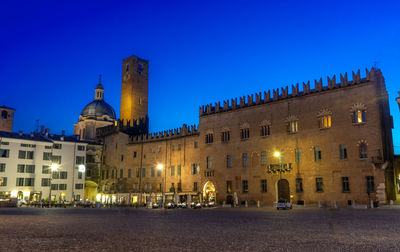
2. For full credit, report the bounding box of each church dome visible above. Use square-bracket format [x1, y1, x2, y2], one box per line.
[80, 100, 116, 120]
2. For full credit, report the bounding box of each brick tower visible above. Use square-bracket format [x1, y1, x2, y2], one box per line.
[0, 106, 15, 132]
[120, 55, 149, 125]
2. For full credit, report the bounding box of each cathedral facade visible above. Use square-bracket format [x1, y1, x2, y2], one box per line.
[98, 55, 395, 207]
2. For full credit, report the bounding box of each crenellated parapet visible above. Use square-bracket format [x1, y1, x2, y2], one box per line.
[129, 124, 199, 143]
[199, 67, 379, 117]
[96, 116, 149, 138]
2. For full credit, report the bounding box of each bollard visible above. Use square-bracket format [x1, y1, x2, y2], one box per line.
[257, 200, 260, 208]
[318, 200, 322, 208]
[245, 200, 248, 208]
[390, 200, 393, 205]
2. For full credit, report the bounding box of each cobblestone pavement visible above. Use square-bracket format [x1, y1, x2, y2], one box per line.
[1, 207, 400, 251]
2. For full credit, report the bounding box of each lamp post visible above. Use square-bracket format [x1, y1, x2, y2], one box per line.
[49, 163, 59, 206]
[274, 151, 282, 180]
[157, 163, 164, 206]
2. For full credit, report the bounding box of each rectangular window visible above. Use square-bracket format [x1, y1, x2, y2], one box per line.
[59, 184, 67, 190]
[133, 184, 138, 193]
[128, 169, 132, 178]
[157, 168, 161, 177]
[314, 147, 322, 162]
[360, 143, 368, 159]
[18, 150, 26, 159]
[77, 145, 85, 151]
[194, 141, 198, 148]
[178, 144, 181, 150]
[316, 178, 323, 192]
[206, 157, 212, 169]
[26, 151, 34, 159]
[242, 153, 248, 167]
[53, 143, 62, 149]
[177, 165, 181, 176]
[226, 181, 232, 193]
[42, 165, 50, 174]
[43, 152, 52, 161]
[101, 170, 105, 180]
[339, 144, 347, 160]
[260, 125, 270, 137]
[45, 145, 52, 149]
[75, 183, 84, 189]
[193, 182, 198, 191]
[0, 177, 7, 186]
[221, 131, 230, 142]
[142, 168, 146, 178]
[78, 172, 83, 179]
[76, 156, 85, 165]
[133, 151, 137, 158]
[178, 182, 182, 192]
[261, 179, 267, 193]
[151, 167, 155, 177]
[52, 155, 62, 164]
[17, 164, 25, 173]
[41, 178, 51, 187]
[146, 183, 150, 193]
[191, 163, 200, 175]
[119, 169, 123, 178]
[295, 149, 301, 163]
[106, 170, 109, 179]
[242, 180, 248, 193]
[16, 178, 24, 186]
[205, 134, 213, 144]
[24, 178, 34, 186]
[0, 149, 9, 158]
[366, 176, 375, 193]
[240, 128, 250, 140]
[227, 155, 232, 168]
[25, 165, 35, 173]
[52, 172, 59, 179]
[51, 184, 58, 190]
[296, 178, 303, 192]
[171, 165, 175, 176]
[136, 168, 140, 178]
[0, 163, 5, 172]
[261, 151, 267, 165]
[342, 177, 350, 192]
[171, 144, 175, 151]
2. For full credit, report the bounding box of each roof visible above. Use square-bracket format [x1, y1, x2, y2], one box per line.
[0, 131, 52, 143]
[0, 106, 15, 111]
[49, 134, 87, 144]
[80, 100, 116, 120]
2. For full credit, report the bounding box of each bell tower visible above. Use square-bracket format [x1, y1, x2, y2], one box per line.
[0, 106, 15, 132]
[120, 55, 149, 125]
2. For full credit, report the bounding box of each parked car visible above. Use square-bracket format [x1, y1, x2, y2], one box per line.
[166, 202, 176, 209]
[206, 201, 215, 207]
[177, 202, 187, 208]
[152, 203, 159, 209]
[189, 202, 196, 208]
[276, 200, 292, 210]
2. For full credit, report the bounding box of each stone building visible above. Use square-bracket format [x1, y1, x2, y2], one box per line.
[0, 106, 15, 132]
[98, 54, 395, 207]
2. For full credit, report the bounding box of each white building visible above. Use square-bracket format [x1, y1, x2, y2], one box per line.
[0, 131, 87, 203]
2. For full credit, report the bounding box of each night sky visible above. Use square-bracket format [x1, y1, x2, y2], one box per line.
[1, 0, 399, 153]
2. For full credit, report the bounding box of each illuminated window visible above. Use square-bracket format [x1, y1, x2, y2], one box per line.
[288, 121, 298, 133]
[0, 177, 7, 186]
[319, 115, 332, 129]
[353, 109, 366, 124]
[226, 181, 232, 193]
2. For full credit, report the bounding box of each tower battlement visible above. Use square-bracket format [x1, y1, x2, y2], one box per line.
[128, 124, 199, 144]
[199, 67, 378, 117]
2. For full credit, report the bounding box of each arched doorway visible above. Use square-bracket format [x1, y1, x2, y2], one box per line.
[203, 181, 216, 203]
[277, 179, 290, 201]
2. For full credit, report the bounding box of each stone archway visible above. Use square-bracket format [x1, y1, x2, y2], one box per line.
[203, 181, 216, 203]
[277, 179, 290, 201]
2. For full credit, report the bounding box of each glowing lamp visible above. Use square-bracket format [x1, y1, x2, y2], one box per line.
[157, 163, 163, 170]
[78, 164, 86, 173]
[274, 152, 280, 158]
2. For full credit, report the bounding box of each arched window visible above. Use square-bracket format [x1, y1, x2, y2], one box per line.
[359, 142, 368, 159]
[351, 103, 367, 124]
[317, 109, 332, 129]
[286, 115, 298, 133]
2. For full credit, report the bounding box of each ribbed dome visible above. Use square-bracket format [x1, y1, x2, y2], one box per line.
[80, 100, 116, 120]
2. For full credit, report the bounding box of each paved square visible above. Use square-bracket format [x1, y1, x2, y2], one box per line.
[1, 207, 400, 251]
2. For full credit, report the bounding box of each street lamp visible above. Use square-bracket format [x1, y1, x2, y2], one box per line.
[49, 163, 59, 206]
[157, 163, 164, 206]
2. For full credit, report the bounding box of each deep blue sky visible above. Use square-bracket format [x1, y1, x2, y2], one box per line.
[1, 0, 400, 152]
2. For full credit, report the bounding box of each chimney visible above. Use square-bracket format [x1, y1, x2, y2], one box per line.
[19, 131, 23, 136]
[40, 126, 45, 134]
[45, 128, 49, 136]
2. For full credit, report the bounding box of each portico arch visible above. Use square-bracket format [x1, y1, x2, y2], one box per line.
[203, 181, 216, 203]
